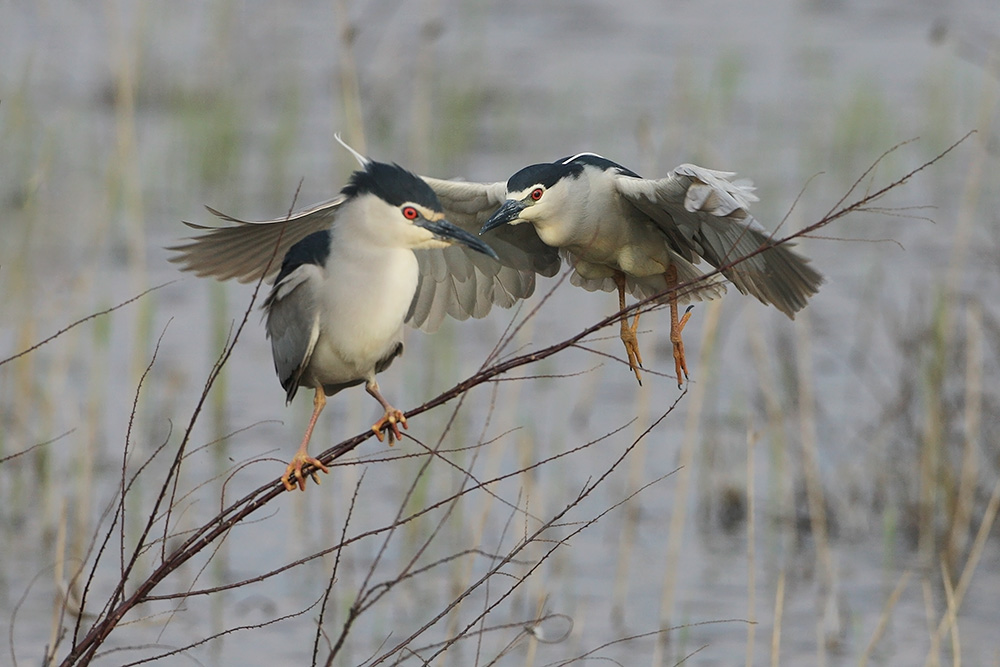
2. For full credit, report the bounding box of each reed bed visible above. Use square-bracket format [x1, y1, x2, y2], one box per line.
[1, 2, 999, 665]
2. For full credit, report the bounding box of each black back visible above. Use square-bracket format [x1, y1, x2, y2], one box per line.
[275, 229, 331, 284]
[557, 153, 642, 178]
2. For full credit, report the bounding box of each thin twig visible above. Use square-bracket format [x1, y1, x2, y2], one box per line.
[0, 283, 171, 368]
[54, 138, 970, 665]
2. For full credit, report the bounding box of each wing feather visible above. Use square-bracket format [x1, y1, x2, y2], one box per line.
[170, 176, 562, 333]
[615, 165, 822, 318]
[168, 198, 345, 283]
[408, 177, 561, 332]
[262, 264, 324, 402]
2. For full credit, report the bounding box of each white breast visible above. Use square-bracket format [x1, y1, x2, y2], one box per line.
[548, 169, 672, 279]
[307, 241, 418, 384]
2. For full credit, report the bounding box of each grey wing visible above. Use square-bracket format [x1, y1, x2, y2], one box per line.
[615, 165, 823, 318]
[408, 177, 562, 332]
[168, 196, 347, 283]
[262, 263, 324, 403]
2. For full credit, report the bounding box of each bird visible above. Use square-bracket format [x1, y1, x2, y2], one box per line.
[480, 153, 824, 387]
[169, 137, 559, 491]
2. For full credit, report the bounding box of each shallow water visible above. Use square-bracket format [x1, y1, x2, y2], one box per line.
[2, 1, 999, 665]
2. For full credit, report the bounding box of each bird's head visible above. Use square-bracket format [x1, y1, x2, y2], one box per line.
[480, 160, 579, 235]
[336, 137, 498, 259]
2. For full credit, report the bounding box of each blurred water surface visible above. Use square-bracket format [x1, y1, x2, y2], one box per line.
[2, 1, 999, 665]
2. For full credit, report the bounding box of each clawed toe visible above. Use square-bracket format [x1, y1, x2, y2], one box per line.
[282, 454, 330, 492]
[372, 409, 408, 444]
[620, 321, 644, 385]
[671, 305, 694, 389]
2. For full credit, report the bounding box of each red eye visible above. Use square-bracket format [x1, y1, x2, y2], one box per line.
[530, 188, 544, 201]
[402, 206, 419, 220]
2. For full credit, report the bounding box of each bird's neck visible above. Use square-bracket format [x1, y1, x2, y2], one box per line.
[534, 172, 618, 250]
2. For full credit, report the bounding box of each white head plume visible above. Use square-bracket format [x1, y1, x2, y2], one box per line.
[335, 133, 371, 168]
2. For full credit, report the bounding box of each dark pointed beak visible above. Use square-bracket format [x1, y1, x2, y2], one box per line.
[480, 199, 526, 234]
[417, 217, 499, 259]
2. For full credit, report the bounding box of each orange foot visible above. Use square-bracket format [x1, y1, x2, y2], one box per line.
[281, 453, 331, 492]
[620, 316, 644, 386]
[372, 409, 408, 445]
[671, 306, 694, 389]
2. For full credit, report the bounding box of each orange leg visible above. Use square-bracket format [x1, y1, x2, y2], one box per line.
[666, 264, 694, 389]
[282, 387, 332, 492]
[613, 272, 644, 385]
[367, 380, 408, 445]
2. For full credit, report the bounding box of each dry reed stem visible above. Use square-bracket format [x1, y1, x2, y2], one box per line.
[333, 0, 366, 154]
[858, 569, 912, 667]
[47, 497, 70, 665]
[654, 298, 722, 657]
[445, 384, 510, 644]
[940, 560, 960, 667]
[770, 569, 785, 667]
[611, 342, 653, 623]
[407, 0, 439, 172]
[31, 136, 971, 665]
[946, 304, 983, 574]
[944, 49, 997, 299]
[746, 428, 759, 667]
[919, 308, 946, 566]
[372, 412, 682, 666]
[794, 308, 834, 665]
[923, 576, 941, 667]
[924, 477, 1000, 666]
[62, 185, 301, 666]
[312, 470, 364, 667]
[929, 45, 997, 580]
[747, 311, 792, 525]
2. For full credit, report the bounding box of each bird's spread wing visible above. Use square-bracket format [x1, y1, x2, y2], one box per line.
[169, 177, 560, 332]
[409, 177, 561, 332]
[420, 177, 508, 230]
[167, 197, 347, 283]
[614, 165, 823, 318]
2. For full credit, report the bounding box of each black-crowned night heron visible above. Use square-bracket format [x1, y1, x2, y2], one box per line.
[480, 154, 824, 387]
[169, 138, 558, 491]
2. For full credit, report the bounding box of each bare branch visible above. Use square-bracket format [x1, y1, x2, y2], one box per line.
[0, 430, 75, 465]
[0, 283, 171, 368]
[53, 137, 970, 666]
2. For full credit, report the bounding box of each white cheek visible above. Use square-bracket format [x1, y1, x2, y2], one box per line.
[523, 202, 550, 224]
[411, 236, 451, 250]
[397, 224, 436, 247]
